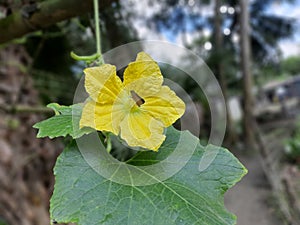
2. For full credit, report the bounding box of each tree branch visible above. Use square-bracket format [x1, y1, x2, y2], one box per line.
[0, 0, 113, 44]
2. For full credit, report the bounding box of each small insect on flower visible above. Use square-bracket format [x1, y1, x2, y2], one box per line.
[80, 52, 185, 151]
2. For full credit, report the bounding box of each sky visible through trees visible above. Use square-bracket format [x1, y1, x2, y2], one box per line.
[126, 0, 300, 58]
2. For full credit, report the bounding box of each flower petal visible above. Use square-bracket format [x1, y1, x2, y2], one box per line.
[141, 86, 186, 127]
[123, 52, 163, 97]
[80, 99, 96, 130]
[120, 110, 166, 151]
[84, 64, 123, 103]
[80, 96, 131, 135]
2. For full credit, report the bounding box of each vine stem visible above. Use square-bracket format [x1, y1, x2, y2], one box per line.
[93, 0, 104, 64]
[70, 0, 103, 64]
[93, 0, 109, 149]
[0, 104, 53, 114]
[106, 133, 112, 153]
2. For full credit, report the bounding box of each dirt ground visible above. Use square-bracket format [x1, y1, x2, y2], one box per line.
[224, 151, 281, 225]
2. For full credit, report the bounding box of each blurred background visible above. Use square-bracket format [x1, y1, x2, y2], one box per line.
[0, 0, 300, 224]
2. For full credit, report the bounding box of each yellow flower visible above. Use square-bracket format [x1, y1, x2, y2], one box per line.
[80, 52, 185, 151]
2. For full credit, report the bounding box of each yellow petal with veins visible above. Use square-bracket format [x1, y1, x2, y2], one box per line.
[80, 92, 134, 134]
[84, 64, 123, 103]
[80, 52, 186, 151]
[120, 109, 166, 151]
[80, 99, 97, 129]
[141, 86, 186, 127]
[123, 52, 163, 97]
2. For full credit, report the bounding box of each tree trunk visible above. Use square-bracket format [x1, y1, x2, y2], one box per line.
[213, 0, 236, 145]
[239, 0, 256, 150]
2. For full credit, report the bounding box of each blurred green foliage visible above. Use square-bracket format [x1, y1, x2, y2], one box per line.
[22, 1, 138, 105]
[281, 56, 300, 76]
[284, 118, 300, 165]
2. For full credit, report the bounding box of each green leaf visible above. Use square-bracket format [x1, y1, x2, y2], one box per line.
[50, 127, 247, 225]
[33, 103, 93, 139]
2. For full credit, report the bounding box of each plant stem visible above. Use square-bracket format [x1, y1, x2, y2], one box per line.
[102, 131, 112, 153]
[93, 0, 104, 65]
[0, 104, 53, 114]
[106, 133, 112, 153]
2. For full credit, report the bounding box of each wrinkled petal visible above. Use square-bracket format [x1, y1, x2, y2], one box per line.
[80, 52, 186, 151]
[141, 86, 186, 127]
[123, 52, 163, 97]
[80, 94, 133, 134]
[120, 110, 166, 151]
[80, 99, 96, 130]
[84, 64, 123, 103]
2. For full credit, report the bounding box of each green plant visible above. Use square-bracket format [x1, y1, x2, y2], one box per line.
[284, 123, 300, 164]
[33, 1, 247, 224]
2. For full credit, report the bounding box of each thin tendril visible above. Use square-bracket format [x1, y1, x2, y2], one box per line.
[70, 0, 103, 65]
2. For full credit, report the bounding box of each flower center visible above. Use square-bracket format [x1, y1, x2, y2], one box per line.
[130, 90, 145, 107]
